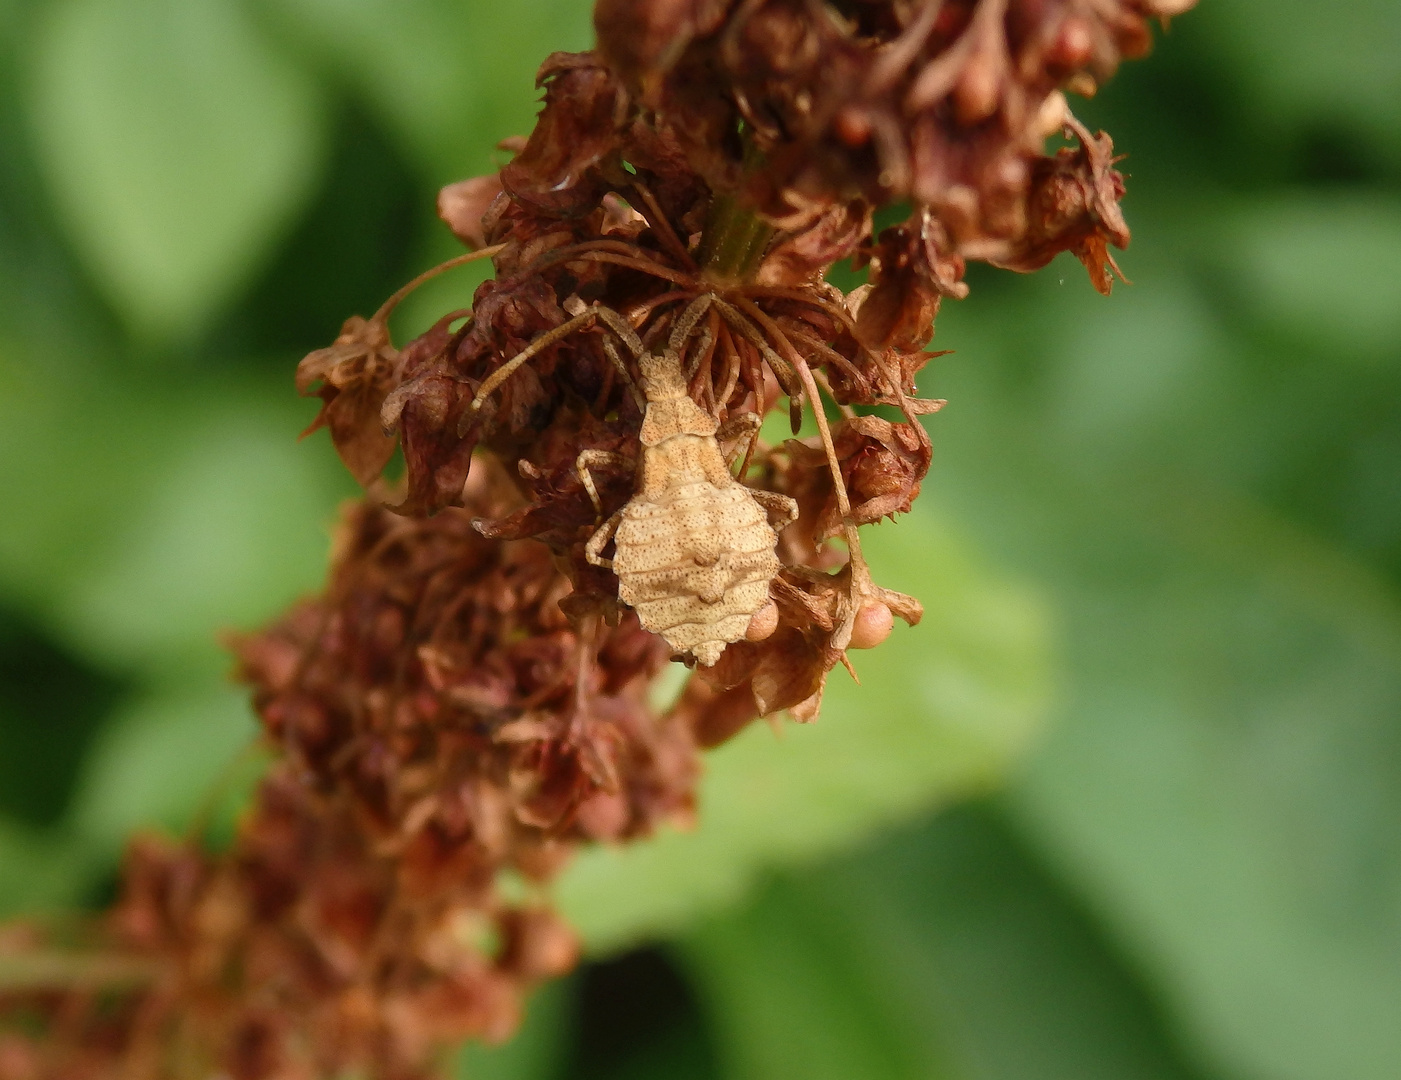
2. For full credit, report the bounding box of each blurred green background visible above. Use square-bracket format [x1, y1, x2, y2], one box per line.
[2, 1, 1400, 1078]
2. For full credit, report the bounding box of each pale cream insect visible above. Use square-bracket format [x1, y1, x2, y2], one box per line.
[468, 294, 797, 667]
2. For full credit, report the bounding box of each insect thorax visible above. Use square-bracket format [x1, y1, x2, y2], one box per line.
[639, 434, 730, 492]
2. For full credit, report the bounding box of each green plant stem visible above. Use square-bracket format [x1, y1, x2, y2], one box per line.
[699, 193, 775, 283]
[0, 951, 160, 990]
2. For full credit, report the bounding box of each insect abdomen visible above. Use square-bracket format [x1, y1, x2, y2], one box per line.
[613, 482, 779, 667]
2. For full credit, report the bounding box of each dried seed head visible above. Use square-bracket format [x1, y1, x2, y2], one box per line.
[589, 0, 1190, 293]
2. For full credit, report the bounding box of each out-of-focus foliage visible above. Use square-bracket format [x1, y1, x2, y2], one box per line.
[682, 806, 1204, 1080]
[29, 0, 327, 341]
[0, 1, 1398, 1079]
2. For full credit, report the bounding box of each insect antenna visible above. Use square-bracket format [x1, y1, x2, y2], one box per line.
[590, 305, 649, 362]
[466, 305, 648, 420]
[686, 310, 721, 411]
[599, 336, 648, 412]
[468, 309, 599, 412]
[667, 293, 716, 355]
[780, 323, 868, 402]
[685, 318, 715, 383]
[522, 239, 695, 290]
[567, 251, 694, 287]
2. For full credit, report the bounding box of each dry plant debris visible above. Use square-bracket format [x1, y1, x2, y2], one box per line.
[0, 1, 1192, 1077]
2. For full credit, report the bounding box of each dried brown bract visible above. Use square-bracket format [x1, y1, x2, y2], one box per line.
[990, 116, 1132, 293]
[240, 469, 695, 848]
[439, 173, 505, 250]
[297, 247, 504, 495]
[297, 314, 401, 487]
[0, 784, 577, 1080]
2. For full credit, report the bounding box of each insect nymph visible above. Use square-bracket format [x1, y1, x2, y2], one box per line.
[469, 294, 797, 667]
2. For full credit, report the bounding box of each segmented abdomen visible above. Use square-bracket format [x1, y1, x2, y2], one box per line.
[613, 480, 779, 667]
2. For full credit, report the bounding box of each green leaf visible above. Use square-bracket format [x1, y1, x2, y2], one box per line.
[0, 340, 349, 675]
[930, 255, 1401, 1080]
[54, 397, 348, 672]
[0, 345, 171, 608]
[1199, 0, 1401, 157]
[684, 882, 950, 1080]
[1003, 487, 1401, 1080]
[557, 511, 1052, 954]
[0, 820, 89, 918]
[27, 0, 328, 341]
[267, 0, 593, 184]
[680, 805, 1208, 1080]
[0, 343, 348, 888]
[1217, 194, 1401, 361]
[0, 680, 257, 916]
[66, 680, 256, 855]
[0, 605, 127, 830]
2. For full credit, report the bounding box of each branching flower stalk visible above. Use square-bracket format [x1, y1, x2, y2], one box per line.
[0, 1, 1193, 1077]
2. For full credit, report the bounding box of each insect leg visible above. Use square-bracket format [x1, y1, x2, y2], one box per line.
[751, 489, 799, 532]
[584, 509, 624, 570]
[468, 308, 601, 414]
[575, 449, 629, 519]
[716, 411, 762, 475]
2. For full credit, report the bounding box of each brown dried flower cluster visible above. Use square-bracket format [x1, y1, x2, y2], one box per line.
[373, 49, 950, 723]
[2, 479, 655, 1080]
[0, 2, 1190, 1077]
[593, 0, 1173, 292]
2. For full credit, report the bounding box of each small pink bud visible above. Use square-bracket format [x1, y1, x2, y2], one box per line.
[849, 601, 894, 649]
[745, 599, 780, 642]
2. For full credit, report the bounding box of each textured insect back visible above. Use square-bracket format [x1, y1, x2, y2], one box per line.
[594, 334, 796, 668]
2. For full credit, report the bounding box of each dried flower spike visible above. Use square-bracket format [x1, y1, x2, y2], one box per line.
[0, 2, 1194, 1076]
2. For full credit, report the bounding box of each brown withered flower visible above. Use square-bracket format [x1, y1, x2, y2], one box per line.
[236, 464, 696, 850]
[297, 248, 504, 491]
[989, 115, 1132, 293]
[593, 0, 1188, 295]
[297, 312, 401, 487]
[0, 471, 673, 1080]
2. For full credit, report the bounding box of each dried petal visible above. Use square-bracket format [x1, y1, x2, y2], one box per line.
[297, 315, 400, 486]
[501, 53, 628, 216]
[439, 173, 506, 249]
[992, 119, 1131, 293]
